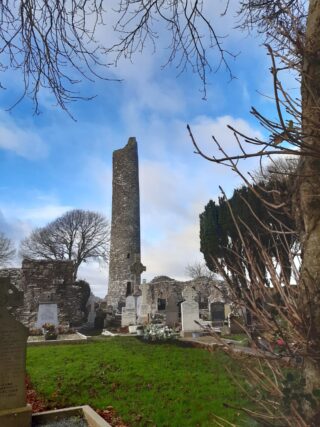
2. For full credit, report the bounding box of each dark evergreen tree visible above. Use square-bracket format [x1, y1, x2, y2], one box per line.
[200, 179, 296, 297]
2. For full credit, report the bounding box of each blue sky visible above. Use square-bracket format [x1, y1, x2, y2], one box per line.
[0, 2, 288, 297]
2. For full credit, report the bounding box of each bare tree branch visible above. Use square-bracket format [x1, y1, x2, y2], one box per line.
[0, 231, 15, 265]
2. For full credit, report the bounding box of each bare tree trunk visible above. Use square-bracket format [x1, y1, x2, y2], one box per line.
[299, 0, 320, 419]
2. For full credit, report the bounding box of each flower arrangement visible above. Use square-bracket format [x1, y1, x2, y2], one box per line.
[42, 323, 58, 340]
[143, 324, 178, 342]
[273, 336, 287, 355]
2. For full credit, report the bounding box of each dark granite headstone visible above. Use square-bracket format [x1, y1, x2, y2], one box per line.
[0, 278, 32, 427]
[165, 294, 179, 327]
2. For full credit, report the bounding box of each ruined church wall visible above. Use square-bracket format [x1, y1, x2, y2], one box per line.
[146, 277, 227, 314]
[0, 268, 23, 291]
[0, 259, 87, 327]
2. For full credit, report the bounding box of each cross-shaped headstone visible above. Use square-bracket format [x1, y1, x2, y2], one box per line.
[182, 286, 197, 302]
[130, 260, 146, 275]
[0, 277, 24, 309]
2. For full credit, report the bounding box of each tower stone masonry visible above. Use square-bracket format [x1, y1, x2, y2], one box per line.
[107, 137, 146, 309]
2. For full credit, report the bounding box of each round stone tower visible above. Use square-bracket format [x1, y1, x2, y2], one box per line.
[107, 137, 146, 309]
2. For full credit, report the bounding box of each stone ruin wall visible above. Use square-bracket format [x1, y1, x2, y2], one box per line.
[0, 268, 24, 320]
[145, 276, 229, 316]
[0, 259, 87, 328]
[107, 137, 143, 308]
[0, 268, 23, 290]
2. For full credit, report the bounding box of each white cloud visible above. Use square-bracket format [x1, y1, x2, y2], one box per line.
[189, 114, 263, 156]
[0, 210, 32, 242]
[137, 115, 263, 282]
[78, 261, 108, 298]
[16, 204, 73, 223]
[0, 114, 48, 159]
[0, 210, 33, 266]
[1, 192, 73, 229]
[142, 222, 204, 282]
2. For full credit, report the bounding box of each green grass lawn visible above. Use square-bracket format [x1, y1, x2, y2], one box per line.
[27, 337, 250, 427]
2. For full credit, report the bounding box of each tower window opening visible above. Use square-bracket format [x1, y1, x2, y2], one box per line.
[126, 282, 132, 296]
[127, 253, 130, 259]
[157, 298, 166, 311]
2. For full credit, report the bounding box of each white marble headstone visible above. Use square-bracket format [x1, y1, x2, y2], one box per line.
[181, 286, 201, 336]
[36, 303, 58, 328]
[138, 282, 150, 323]
[121, 295, 137, 327]
[136, 295, 142, 315]
[125, 295, 135, 310]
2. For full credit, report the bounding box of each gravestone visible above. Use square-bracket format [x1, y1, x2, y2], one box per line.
[210, 302, 225, 327]
[125, 295, 135, 309]
[181, 286, 201, 337]
[138, 280, 150, 323]
[0, 277, 32, 427]
[35, 302, 58, 328]
[121, 295, 137, 327]
[136, 295, 142, 318]
[165, 294, 179, 327]
[130, 256, 146, 296]
[86, 295, 96, 327]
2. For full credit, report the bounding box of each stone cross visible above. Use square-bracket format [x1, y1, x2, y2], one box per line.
[130, 255, 146, 295]
[0, 279, 24, 309]
[182, 286, 197, 302]
[130, 259, 146, 275]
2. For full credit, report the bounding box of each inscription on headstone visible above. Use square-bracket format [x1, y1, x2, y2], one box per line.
[181, 286, 201, 336]
[0, 277, 32, 426]
[86, 295, 96, 327]
[138, 281, 150, 323]
[36, 303, 58, 327]
[121, 295, 137, 327]
[125, 296, 135, 310]
[165, 294, 179, 327]
[0, 320, 27, 409]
